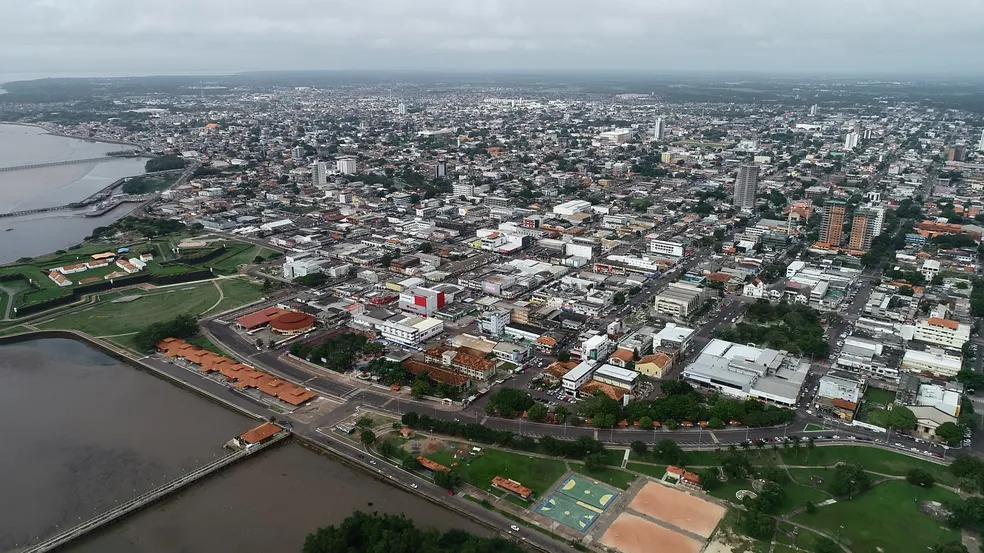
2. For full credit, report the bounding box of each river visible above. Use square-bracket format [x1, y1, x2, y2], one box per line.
[0, 338, 486, 553]
[0, 124, 147, 263]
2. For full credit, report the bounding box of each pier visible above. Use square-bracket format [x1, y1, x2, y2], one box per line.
[19, 427, 289, 553]
[0, 156, 123, 173]
[0, 176, 138, 219]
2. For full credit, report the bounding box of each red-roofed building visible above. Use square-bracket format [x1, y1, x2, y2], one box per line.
[491, 476, 533, 500]
[236, 306, 290, 330]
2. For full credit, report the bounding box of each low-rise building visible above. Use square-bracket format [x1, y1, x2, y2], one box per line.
[653, 323, 696, 354]
[901, 349, 962, 378]
[636, 352, 672, 378]
[913, 317, 971, 349]
[815, 371, 866, 421]
[593, 364, 640, 393]
[653, 282, 703, 318]
[682, 339, 808, 407]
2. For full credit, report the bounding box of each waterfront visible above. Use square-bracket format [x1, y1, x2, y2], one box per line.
[65, 444, 490, 553]
[0, 338, 255, 552]
[0, 124, 147, 262]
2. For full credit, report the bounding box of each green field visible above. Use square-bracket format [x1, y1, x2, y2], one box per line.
[792, 480, 960, 553]
[862, 387, 897, 408]
[779, 446, 952, 485]
[37, 283, 220, 336]
[428, 448, 567, 496]
[202, 243, 278, 274]
[211, 278, 266, 313]
[569, 464, 636, 490]
[803, 423, 826, 431]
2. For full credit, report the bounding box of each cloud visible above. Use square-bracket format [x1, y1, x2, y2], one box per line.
[1, 0, 982, 76]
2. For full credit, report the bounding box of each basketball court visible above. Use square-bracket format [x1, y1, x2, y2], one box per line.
[535, 474, 619, 532]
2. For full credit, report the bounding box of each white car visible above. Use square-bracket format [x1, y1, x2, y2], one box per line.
[510, 525, 521, 532]
[410, 483, 419, 489]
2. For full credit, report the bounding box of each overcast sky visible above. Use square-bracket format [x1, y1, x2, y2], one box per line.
[3, 0, 983, 78]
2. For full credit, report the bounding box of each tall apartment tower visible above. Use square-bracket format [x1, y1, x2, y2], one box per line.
[435, 160, 447, 178]
[978, 130, 984, 152]
[336, 156, 357, 175]
[819, 202, 846, 247]
[847, 207, 885, 252]
[844, 131, 860, 150]
[653, 118, 666, 140]
[311, 161, 328, 186]
[397, 103, 407, 115]
[809, 104, 818, 116]
[732, 164, 759, 210]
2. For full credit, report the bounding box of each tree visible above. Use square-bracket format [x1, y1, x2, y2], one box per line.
[356, 416, 374, 429]
[707, 417, 724, 429]
[488, 388, 535, 417]
[631, 441, 649, 456]
[664, 419, 679, 431]
[527, 402, 548, 422]
[401, 456, 420, 472]
[255, 338, 264, 348]
[805, 501, 817, 514]
[936, 422, 964, 445]
[828, 463, 870, 498]
[261, 278, 272, 291]
[655, 440, 684, 465]
[886, 405, 917, 431]
[411, 379, 430, 398]
[360, 429, 376, 447]
[557, 350, 571, 362]
[814, 536, 840, 553]
[433, 470, 463, 491]
[133, 313, 199, 351]
[907, 468, 935, 488]
[613, 291, 626, 306]
[639, 416, 653, 429]
[584, 452, 606, 472]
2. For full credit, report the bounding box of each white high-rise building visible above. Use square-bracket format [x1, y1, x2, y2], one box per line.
[336, 157, 357, 175]
[732, 164, 759, 210]
[397, 103, 407, 115]
[292, 146, 305, 160]
[653, 118, 665, 140]
[809, 104, 818, 116]
[311, 162, 328, 186]
[844, 131, 860, 150]
[978, 129, 984, 152]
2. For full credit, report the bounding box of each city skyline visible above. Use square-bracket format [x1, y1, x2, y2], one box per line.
[3, 0, 984, 76]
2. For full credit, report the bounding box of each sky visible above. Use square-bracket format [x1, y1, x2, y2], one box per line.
[3, 0, 984, 78]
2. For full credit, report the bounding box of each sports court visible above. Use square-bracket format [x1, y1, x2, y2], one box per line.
[535, 475, 619, 532]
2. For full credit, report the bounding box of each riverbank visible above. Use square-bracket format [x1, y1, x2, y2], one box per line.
[0, 120, 143, 148]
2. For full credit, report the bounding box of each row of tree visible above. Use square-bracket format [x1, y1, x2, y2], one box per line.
[134, 313, 198, 351]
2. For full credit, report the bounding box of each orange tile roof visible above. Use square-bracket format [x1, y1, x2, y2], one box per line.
[638, 352, 671, 367]
[610, 349, 635, 362]
[417, 456, 450, 472]
[492, 476, 532, 499]
[831, 398, 858, 411]
[927, 317, 959, 330]
[546, 361, 578, 377]
[239, 422, 281, 444]
[236, 306, 291, 329]
[580, 379, 626, 401]
[403, 359, 470, 387]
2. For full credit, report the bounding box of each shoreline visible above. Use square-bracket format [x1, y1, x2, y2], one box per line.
[0, 120, 144, 148]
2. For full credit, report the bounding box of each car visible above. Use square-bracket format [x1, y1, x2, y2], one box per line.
[410, 483, 418, 489]
[369, 460, 377, 465]
[510, 525, 521, 532]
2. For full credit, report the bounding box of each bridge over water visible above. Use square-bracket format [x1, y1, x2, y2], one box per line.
[0, 155, 145, 173]
[19, 430, 289, 553]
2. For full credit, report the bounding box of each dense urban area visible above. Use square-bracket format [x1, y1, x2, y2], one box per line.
[4, 74, 984, 553]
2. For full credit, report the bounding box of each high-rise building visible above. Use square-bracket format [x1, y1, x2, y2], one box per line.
[311, 162, 327, 186]
[844, 132, 860, 150]
[336, 156, 357, 175]
[978, 130, 984, 153]
[653, 118, 665, 140]
[848, 207, 883, 252]
[732, 164, 759, 210]
[435, 160, 447, 178]
[397, 103, 407, 115]
[819, 202, 846, 247]
[292, 146, 305, 160]
[809, 104, 818, 116]
[946, 145, 967, 162]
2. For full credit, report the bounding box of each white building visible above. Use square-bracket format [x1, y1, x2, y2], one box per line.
[336, 156, 358, 175]
[913, 317, 971, 349]
[311, 162, 328, 186]
[648, 237, 685, 257]
[478, 309, 510, 338]
[682, 339, 808, 407]
[653, 118, 666, 140]
[371, 315, 444, 347]
[817, 371, 865, 404]
[553, 200, 592, 217]
[398, 285, 451, 318]
[902, 349, 962, 378]
[920, 259, 941, 281]
[593, 364, 640, 392]
[283, 257, 326, 279]
[844, 131, 860, 150]
[452, 182, 474, 197]
[598, 129, 632, 144]
[652, 323, 695, 354]
[397, 102, 407, 115]
[581, 334, 615, 362]
[563, 360, 597, 394]
[653, 282, 703, 318]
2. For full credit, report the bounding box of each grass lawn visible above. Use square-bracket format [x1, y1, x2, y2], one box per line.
[569, 463, 637, 490]
[803, 423, 826, 431]
[628, 448, 725, 467]
[626, 463, 668, 479]
[862, 387, 897, 408]
[0, 324, 27, 336]
[38, 282, 220, 337]
[779, 445, 953, 485]
[601, 448, 627, 466]
[792, 480, 960, 553]
[211, 278, 266, 313]
[709, 470, 829, 513]
[200, 243, 277, 274]
[443, 449, 567, 496]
